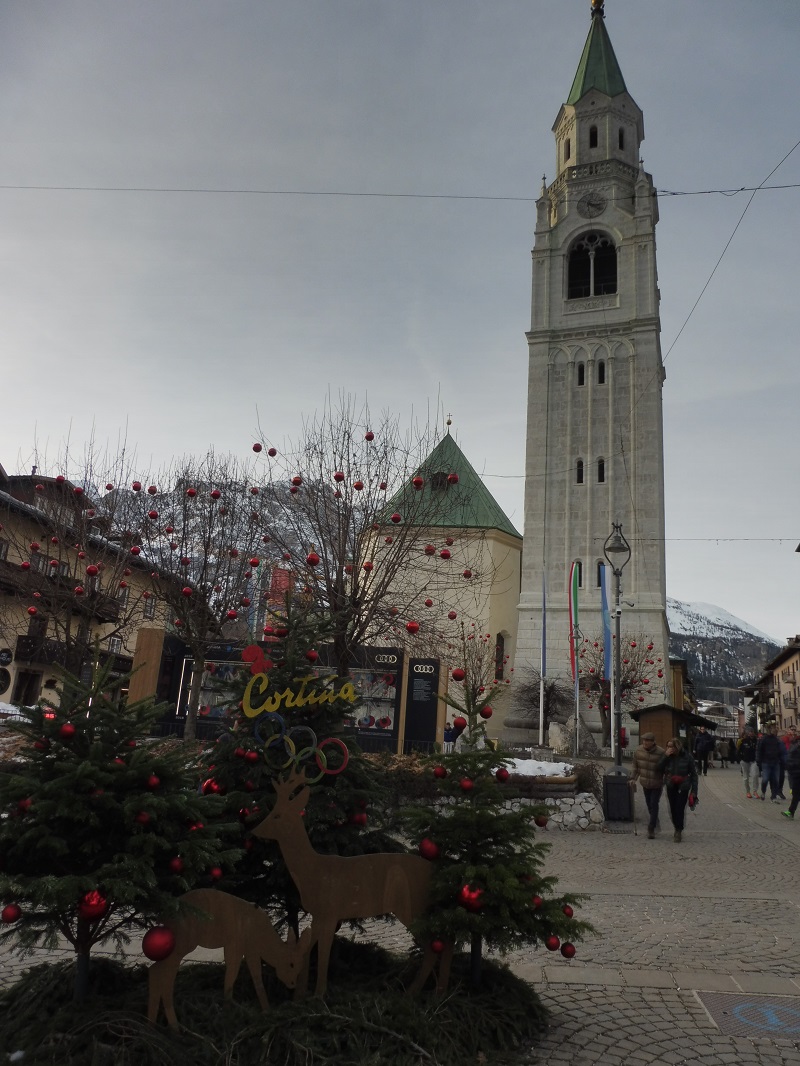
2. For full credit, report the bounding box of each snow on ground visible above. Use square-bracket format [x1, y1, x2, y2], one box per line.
[506, 758, 573, 777]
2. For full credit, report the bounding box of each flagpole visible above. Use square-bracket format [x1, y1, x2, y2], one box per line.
[539, 573, 546, 747]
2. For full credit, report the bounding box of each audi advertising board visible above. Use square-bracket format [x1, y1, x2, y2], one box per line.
[404, 658, 440, 750]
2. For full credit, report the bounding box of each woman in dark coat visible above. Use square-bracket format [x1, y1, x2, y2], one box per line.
[658, 737, 699, 843]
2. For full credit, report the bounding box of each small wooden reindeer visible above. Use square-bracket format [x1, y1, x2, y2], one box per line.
[252, 767, 453, 996]
[148, 888, 311, 1028]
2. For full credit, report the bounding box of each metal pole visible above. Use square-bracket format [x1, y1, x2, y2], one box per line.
[614, 565, 623, 768]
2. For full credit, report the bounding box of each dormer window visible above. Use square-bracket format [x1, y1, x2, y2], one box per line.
[568, 232, 617, 299]
[589, 126, 598, 149]
[430, 471, 449, 491]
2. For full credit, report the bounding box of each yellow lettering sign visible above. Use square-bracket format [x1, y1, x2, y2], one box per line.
[242, 673, 359, 719]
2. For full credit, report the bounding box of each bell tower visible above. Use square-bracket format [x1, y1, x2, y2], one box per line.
[516, 1, 669, 731]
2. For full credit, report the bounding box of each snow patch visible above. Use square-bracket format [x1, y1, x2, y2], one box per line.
[507, 759, 574, 777]
[667, 598, 780, 645]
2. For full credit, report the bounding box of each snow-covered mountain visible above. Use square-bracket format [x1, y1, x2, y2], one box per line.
[667, 598, 781, 704]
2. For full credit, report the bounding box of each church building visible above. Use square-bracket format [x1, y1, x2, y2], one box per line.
[516, 1, 670, 730]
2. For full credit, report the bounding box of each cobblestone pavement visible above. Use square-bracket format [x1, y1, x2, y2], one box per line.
[3, 763, 800, 1065]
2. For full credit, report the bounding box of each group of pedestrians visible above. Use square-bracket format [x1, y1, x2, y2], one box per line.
[628, 733, 699, 843]
[736, 722, 800, 818]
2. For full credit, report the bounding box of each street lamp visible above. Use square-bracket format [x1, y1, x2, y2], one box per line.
[604, 522, 632, 770]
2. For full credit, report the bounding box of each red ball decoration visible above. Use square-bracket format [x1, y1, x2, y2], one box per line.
[418, 838, 440, 861]
[17, 797, 32, 814]
[561, 942, 576, 959]
[131, 481, 142, 492]
[364, 431, 374, 441]
[453, 715, 467, 731]
[33, 738, 50, 752]
[27, 606, 38, 616]
[439, 549, 451, 560]
[479, 706, 493, 719]
[2, 903, 22, 924]
[59, 722, 76, 741]
[168, 856, 185, 875]
[451, 668, 465, 681]
[353, 481, 364, 491]
[306, 551, 320, 566]
[460, 778, 474, 792]
[244, 750, 259, 765]
[210, 489, 221, 500]
[147, 509, 159, 520]
[55, 475, 65, 484]
[448, 611, 457, 620]
[20, 561, 31, 571]
[134, 811, 151, 825]
[181, 587, 193, 598]
[333, 471, 345, 482]
[531, 895, 543, 910]
[29, 541, 40, 552]
[147, 485, 157, 495]
[458, 884, 484, 912]
[79, 891, 109, 921]
[305, 649, 319, 662]
[563, 904, 574, 918]
[534, 814, 549, 828]
[445, 537, 454, 546]
[105, 483, 114, 491]
[462, 569, 473, 579]
[431, 938, 445, 954]
[142, 926, 176, 961]
[226, 610, 238, 620]
[130, 545, 141, 556]
[433, 765, 447, 779]
[252, 442, 262, 452]
[209, 866, 223, 881]
[406, 621, 420, 635]
[186, 487, 197, 497]
[362, 561, 374, 572]
[412, 476, 424, 490]
[447, 473, 459, 484]
[424, 598, 433, 607]
[147, 774, 161, 790]
[423, 544, 436, 555]
[496, 767, 510, 783]
[545, 935, 560, 952]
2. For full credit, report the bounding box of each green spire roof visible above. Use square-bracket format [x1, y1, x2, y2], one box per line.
[567, 11, 627, 104]
[387, 433, 521, 539]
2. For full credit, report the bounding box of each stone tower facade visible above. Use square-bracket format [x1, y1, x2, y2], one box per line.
[516, 3, 670, 724]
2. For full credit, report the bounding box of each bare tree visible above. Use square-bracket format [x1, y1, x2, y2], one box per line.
[251, 395, 504, 676]
[578, 634, 666, 746]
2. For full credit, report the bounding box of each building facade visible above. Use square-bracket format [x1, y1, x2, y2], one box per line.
[516, 3, 669, 731]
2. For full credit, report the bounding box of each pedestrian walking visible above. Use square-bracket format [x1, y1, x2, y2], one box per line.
[726, 737, 738, 765]
[783, 735, 800, 819]
[716, 739, 728, 768]
[738, 727, 759, 797]
[756, 723, 786, 803]
[628, 731, 665, 839]
[658, 737, 699, 843]
[693, 726, 715, 777]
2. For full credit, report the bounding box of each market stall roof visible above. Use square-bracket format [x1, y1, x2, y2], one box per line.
[629, 703, 720, 731]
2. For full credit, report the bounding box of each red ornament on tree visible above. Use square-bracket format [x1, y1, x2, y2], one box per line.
[353, 480, 364, 491]
[439, 549, 451, 560]
[424, 598, 433, 607]
[147, 774, 161, 790]
[364, 431, 374, 441]
[563, 904, 574, 918]
[2, 904, 22, 924]
[561, 942, 576, 959]
[226, 609, 238, 620]
[27, 606, 37, 616]
[79, 891, 109, 921]
[531, 895, 543, 910]
[209, 866, 223, 881]
[305, 649, 319, 662]
[460, 778, 474, 792]
[433, 765, 447, 779]
[181, 587, 193, 597]
[142, 927, 176, 961]
[431, 938, 445, 954]
[406, 621, 420, 635]
[134, 811, 151, 825]
[479, 706, 493, 719]
[362, 561, 374, 572]
[447, 473, 459, 484]
[59, 722, 76, 741]
[169, 856, 185, 875]
[451, 668, 465, 681]
[306, 551, 320, 566]
[131, 481, 142, 491]
[462, 569, 473, 579]
[252, 442, 262, 452]
[496, 767, 510, 783]
[545, 935, 560, 951]
[453, 715, 467, 731]
[418, 838, 440, 861]
[412, 476, 424, 490]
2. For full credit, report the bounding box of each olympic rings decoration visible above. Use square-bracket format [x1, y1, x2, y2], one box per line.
[244, 712, 350, 781]
[316, 737, 349, 776]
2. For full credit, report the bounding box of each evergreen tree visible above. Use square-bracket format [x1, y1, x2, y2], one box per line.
[0, 662, 236, 1002]
[200, 599, 399, 931]
[402, 623, 592, 989]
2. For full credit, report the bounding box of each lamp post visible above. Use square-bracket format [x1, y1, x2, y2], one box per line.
[603, 522, 632, 769]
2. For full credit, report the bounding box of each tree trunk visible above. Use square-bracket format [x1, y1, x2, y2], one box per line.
[184, 651, 204, 742]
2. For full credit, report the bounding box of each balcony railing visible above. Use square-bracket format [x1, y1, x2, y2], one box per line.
[15, 635, 70, 666]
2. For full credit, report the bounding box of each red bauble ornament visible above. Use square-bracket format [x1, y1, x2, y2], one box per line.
[244, 750, 259, 764]
[168, 856, 185, 875]
[423, 544, 436, 556]
[496, 767, 510, 782]
[531, 895, 543, 910]
[268, 447, 277, 457]
[181, 587, 193, 598]
[460, 778, 474, 792]
[59, 722, 76, 740]
[306, 551, 320, 566]
[130, 545, 141, 556]
[545, 935, 560, 951]
[561, 942, 576, 959]
[202, 778, 222, 794]
[134, 811, 151, 825]
[447, 473, 459, 484]
[379, 481, 387, 490]
[453, 715, 467, 731]
[419, 838, 440, 861]
[439, 549, 451, 560]
[17, 797, 32, 814]
[451, 668, 465, 681]
[33, 738, 50, 752]
[448, 611, 458, 621]
[147, 509, 159, 520]
[226, 610, 238, 620]
[105, 483, 113, 491]
[353, 481, 364, 491]
[147, 485, 157, 495]
[252, 442, 262, 452]
[412, 476, 424, 490]
[210, 489, 221, 500]
[480, 706, 493, 719]
[431, 938, 445, 954]
[147, 774, 160, 790]
[364, 431, 374, 441]
[2, 904, 22, 924]
[433, 765, 447, 779]
[305, 649, 319, 662]
[186, 487, 197, 497]
[462, 569, 473, 579]
[131, 481, 142, 491]
[333, 471, 345, 482]
[362, 561, 374, 572]
[20, 561, 30, 571]
[563, 904, 574, 918]
[26, 606, 38, 616]
[458, 884, 484, 911]
[534, 814, 549, 828]
[406, 621, 420, 635]
[209, 866, 223, 881]
[79, 891, 108, 921]
[55, 475, 65, 484]
[424, 598, 433, 608]
[29, 542, 40, 552]
[142, 927, 176, 961]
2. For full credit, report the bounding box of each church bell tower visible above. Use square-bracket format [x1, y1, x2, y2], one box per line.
[516, 1, 669, 728]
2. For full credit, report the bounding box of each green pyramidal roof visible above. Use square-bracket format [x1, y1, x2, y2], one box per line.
[387, 433, 521, 538]
[567, 13, 627, 104]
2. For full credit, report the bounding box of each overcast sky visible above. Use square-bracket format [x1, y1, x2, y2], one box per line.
[1, 0, 798, 643]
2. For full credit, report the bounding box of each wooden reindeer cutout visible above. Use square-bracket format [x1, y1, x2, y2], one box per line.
[252, 767, 453, 996]
[148, 888, 311, 1028]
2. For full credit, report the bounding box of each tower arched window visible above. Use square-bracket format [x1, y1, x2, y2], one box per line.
[597, 359, 606, 385]
[597, 458, 605, 484]
[576, 459, 584, 485]
[574, 561, 583, 588]
[618, 128, 625, 150]
[589, 125, 598, 148]
[596, 560, 604, 587]
[577, 362, 585, 387]
[564, 138, 571, 162]
[568, 232, 617, 299]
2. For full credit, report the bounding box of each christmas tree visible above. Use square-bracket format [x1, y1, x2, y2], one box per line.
[199, 598, 399, 933]
[402, 623, 591, 988]
[0, 660, 236, 1002]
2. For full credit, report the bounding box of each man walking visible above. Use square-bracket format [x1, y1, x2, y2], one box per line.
[756, 723, 786, 803]
[693, 726, 715, 777]
[738, 726, 759, 798]
[629, 732, 665, 839]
